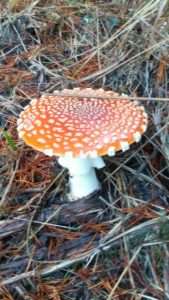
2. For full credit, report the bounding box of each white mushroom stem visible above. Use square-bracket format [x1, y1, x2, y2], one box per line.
[58, 156, 105, 200]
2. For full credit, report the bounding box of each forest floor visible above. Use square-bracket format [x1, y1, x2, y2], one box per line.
[0, 1, 169, 299]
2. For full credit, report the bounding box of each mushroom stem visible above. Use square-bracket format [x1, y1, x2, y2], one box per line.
[58, 156, 105, 200]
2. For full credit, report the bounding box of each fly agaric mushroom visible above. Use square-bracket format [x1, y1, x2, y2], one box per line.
[17, 88, 148, 200]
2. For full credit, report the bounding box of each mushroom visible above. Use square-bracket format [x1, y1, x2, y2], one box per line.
[17, 88, 148, 200]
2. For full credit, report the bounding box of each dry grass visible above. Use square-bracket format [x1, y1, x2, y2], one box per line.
[0, 0, 169, 299]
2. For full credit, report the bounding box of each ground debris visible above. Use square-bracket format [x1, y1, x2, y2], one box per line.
[0, 1, 169, 299]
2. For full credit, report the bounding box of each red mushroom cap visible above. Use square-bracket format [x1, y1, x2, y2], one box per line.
[17, 88, 148, 157]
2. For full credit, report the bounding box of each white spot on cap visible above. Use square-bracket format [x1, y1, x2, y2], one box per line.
[120, 141, 129, 152]
[44, 124, 50, 128]
[108, 146, 116, 156]
[133, 132, 141, 142]
[48, 119, 55, 124]
[53, 143, 59, 148]
[59, 118, 68, 123]
[27, 125, 34, 131]
[75, 143, 83, 148]
[39, 129, 45, 135]
[71, 138, 79, 142]
[53, 90, 59, 95]
[43, 149, 53, 156]
[17, 119, 22, 126]
[133, 100, 139, 105]
[18, 130, 25, 138]
[96, 144, 103, 149]
[30, 99, 38, 106]
[46, 134, 52, 139]
[32, 130, 37, 135]
[55, 137, 62, 142]
[143, 112, 148, 119]
[37, 138, 46, 144]
[112, 135, 117, 142]
[56, 128, 64, 133]
[141, 124, 147, 132]
[24, 105, 30, 110]
[66, 132, 73, 137]
[121, 93, 128, 97]
[83, 137, 91, 143]
[75, 132, 83, 137]
[20, 111, 25, 117]
[35, 120, 42, 126]
[120, 133, 127, 139]
[104, 137, 110, 144]
[17, 123, 25, 131]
